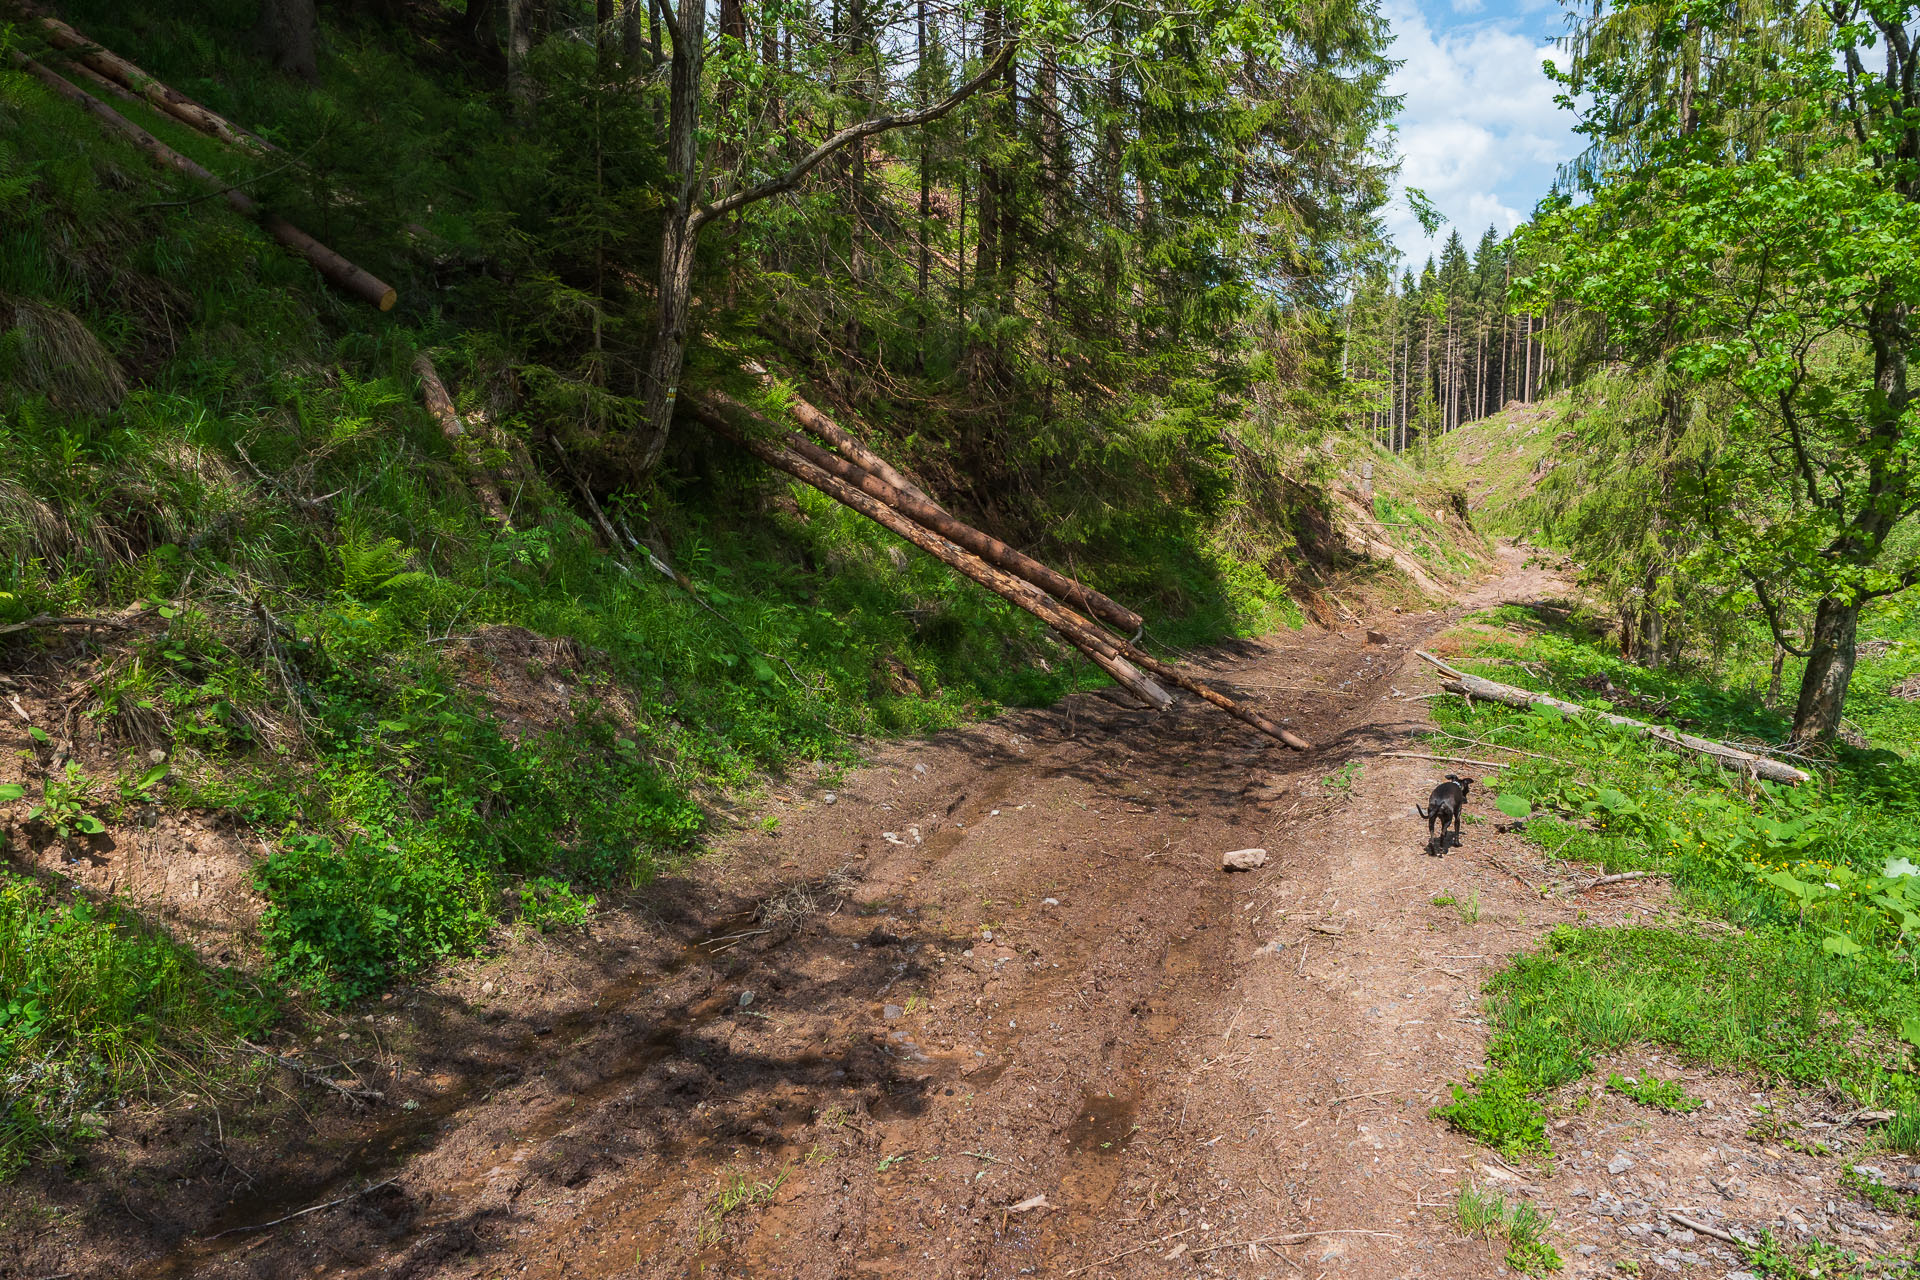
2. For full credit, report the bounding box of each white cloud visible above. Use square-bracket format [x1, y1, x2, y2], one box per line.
[1379, 0, 1581, 265]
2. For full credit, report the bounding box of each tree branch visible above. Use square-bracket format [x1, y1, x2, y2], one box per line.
[1741, 566, 1812, 658]
[648, 0, 681, 48]
[694, 38, 1016, 230]
[1777, 385, 1825, 510]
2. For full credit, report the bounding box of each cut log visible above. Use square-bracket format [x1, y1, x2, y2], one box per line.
[34, 15, 277, 156]
[693, 391, 1313, 749]
[742, 365, 1143, 635]
[1333, 492, 1445, 597]
[745, 361, 937, 507]
[413, 354, 512, 526]
[14, 54, 396, 311]
[779, 433, 1146, 636]
[1413, 650, 1809, 785]
[57, 55, 142, 105]
[0, 612, 141, 639]
[687, 394, 1173, 713]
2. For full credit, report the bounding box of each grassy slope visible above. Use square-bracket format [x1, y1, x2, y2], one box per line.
[1432, 400, 1568, 536]
[0, 5, 1477, 1172]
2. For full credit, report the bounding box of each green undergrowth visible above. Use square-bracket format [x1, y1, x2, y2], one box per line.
[1454, 1182, 1562, 1275]
[1605, 1070, 1704, 1113]
[1741, 1234, 1920, 1279]
[1429, 607, 1920, 1162]
[0, 873, 275, 1173]
[1437, 401, 1570, 536]
[1370, 491, 1482, 577]
[0, 0, 1376, 1180]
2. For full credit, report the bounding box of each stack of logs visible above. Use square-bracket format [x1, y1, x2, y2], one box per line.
[685, 372, 1312, 751]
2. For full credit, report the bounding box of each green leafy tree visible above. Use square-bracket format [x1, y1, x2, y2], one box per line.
[1524, 0, 1920, 743]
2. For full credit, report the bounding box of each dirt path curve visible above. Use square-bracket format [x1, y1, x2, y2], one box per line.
[164, 545, 1585, 1280]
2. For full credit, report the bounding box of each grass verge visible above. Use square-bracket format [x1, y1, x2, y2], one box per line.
[1454, 1182, 1562, 1275]
[1427, 607, 1920, 1163]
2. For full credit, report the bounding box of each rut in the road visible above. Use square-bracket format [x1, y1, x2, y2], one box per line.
[143, 550, 1580, 1280]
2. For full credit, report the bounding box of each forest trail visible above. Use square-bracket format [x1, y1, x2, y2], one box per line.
[147, 547, 1658, 1279]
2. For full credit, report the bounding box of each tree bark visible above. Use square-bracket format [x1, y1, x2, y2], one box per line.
[634, 0, 707, 473]
[690, 396, 1173, 712]
[507, 0, 532, 107]
[1638, 562, 1664, 669]
[915, 0, 930, 340]
[1791, 596, 1859, 744]
[1524, 313, 1535, 403]
[620, 0, 644, 70]
[254, 0, 318, 82]
[974, 3, 1002, 297]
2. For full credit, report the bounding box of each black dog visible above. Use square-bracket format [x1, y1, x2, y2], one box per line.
[1416, 774, 1473, 855]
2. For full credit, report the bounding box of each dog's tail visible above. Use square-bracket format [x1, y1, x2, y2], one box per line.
[1414, 802, 1431, 819]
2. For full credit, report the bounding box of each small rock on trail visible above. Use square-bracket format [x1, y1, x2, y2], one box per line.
[1221, 846, 1269, 871]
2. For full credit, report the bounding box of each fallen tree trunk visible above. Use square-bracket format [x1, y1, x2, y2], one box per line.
[693, 392, 1314, 748]
[741, 366, 1145, 636]
[413, 354, 512, 526]
[745, 361, 938, 507]
[778, 432, 1147, 637]
[687, 395, 1172, 712]
[0, 612, 142, 639]
[15, 54, 396, 311]
[58, 54, 142, 105]
[33, 14, 277, 156]
[1414, 650, 1809, 785]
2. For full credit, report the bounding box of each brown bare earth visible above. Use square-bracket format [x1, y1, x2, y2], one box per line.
[8, 546, 1917, 1279]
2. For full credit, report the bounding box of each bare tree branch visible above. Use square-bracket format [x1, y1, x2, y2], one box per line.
[694, 39, 1017, 230]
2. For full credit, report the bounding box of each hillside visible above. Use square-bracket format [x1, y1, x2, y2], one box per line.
[1434, 398, 1569, 534]
[0, 0, 1494, 1225]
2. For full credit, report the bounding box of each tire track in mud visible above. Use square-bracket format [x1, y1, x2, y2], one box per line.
[144, 553, 1560, 1280]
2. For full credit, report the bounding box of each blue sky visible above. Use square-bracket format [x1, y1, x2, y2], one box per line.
[1378, 0, 1583, 265]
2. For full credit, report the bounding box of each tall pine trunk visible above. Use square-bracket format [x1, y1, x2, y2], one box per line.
[636, 0, 706, 472]
[914, 0, 930, 367]
[507, 0, 532, 107]
[974, 2, 1002, 298]
[1523, 313, 1534, 403]
[256, 0, 318, 81]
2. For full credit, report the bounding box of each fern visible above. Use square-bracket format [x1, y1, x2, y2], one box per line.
[337, 532, 429, 599]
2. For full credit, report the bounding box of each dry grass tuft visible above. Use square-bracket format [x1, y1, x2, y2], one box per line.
[0, 295, 127, 415]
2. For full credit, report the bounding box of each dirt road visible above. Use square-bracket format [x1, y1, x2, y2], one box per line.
[94, 545, 1885, 1280]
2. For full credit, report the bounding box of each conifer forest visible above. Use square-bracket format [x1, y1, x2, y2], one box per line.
[4, 0, 1920, 1276]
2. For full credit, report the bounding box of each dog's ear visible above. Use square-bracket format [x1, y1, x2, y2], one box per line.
[1443, 773, 1459, 782]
